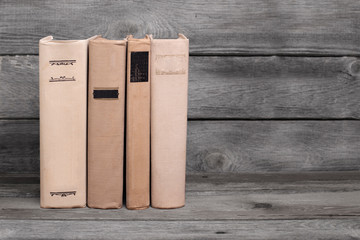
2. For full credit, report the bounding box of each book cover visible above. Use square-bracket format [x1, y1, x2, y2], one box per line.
[87, 37, 127, 209]
[39, 35, 97, 208]
[126, 35, 151, 210]
[150, 34, 189, 209]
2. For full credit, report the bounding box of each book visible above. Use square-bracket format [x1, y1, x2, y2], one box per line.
[39, 35, 97, 208]
[126, 35, 151, 210]
[87, 37, 127, 209]
[150, 34, 189, 209]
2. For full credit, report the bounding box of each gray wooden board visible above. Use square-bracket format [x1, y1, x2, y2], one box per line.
[187, 120, 360, 172]
[1, 171, 360, 198]
[0, 56, 39, 119]
[1, 120, 360, 173]
[1, 1, 360, 55]
[0, 120, 39, 173]
[0, 173, 360, 239]
[189, 56, 360, 119]
[2, 171, 360, 184]
[2, 55, 360, 119]
[0, 172, 359, 221]
[0, 219, 359, 240]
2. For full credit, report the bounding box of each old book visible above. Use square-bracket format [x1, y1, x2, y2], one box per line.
[126, 35, 151, 210]
[39, 35, 97, 208]
[87, 37, 127, 209]
[150, 34, 189, 209]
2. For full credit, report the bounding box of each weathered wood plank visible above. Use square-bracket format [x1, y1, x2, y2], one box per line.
[189, 56, 360, 119]
[1, 0, 360, 55]
[2, 55, 360, 119]
[187, 121, 360, 172]
[1, 172, 359, 198]
[3, 171, 360, 184]
[1, 173, 359, 239]
[0, 173, 39, 184]
[0, 120, 39, 173]
[1, 120, 360, 173]
[1, 219, 359, 240]
[0, 184, 39, 198]
[0, 56, 39, 118]
[0, 172, 359, 221]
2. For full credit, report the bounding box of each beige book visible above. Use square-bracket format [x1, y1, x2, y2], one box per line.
[39, 35, 97, 208]
[87, 37, 126, 209]
[150, 34, 189, 209]
[126, 35, 151, 210]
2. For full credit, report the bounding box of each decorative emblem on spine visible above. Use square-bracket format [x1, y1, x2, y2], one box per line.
[49, 76, 76, 82]
[49, 60, 76, 66]
[50, 191, 76, 197]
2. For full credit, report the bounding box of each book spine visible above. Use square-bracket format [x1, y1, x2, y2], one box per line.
[126, 36, 151, 210]
[87, 38, 126, 209]
[150, 35, 189, 209]
[39, 36, 94, 208]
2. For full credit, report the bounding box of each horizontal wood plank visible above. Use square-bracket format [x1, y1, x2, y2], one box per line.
[2, 172, 360, 198]
[1, 120, 360, 173]
[0, 172, 359, 221]
[0, 195, 359, 220]
[3, 171, 360, 185]
[1, 55, 360, 119]
[0, 56, 39, 118]
[1, 219, 359, 240]
[0, 173, 360, 239]
[0, 120, 39, 173]
[1, 1, 360, 55]
[188, 121, 360, 172]
[189, 56, 360, 119]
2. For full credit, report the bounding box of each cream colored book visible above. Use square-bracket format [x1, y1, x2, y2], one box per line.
[39, 35, 97, 208]
[126, 35, 151, 210]
[150, 34, 189, 209]
[87, 37, 126, 209]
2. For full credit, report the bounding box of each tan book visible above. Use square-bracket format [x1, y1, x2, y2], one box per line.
[87, 37, 127, 209]
[150, 34, 189, 209]
[39, 35, 97, 208]
[126, 35, 151, 210]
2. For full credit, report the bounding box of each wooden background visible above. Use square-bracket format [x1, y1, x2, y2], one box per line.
[1, 0, 360, 174]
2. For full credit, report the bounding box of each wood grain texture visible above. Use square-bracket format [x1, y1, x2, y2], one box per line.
[187, 121, 360, 172]
[1, 120, 360, 173]
[1, 0, 360, 55]
[0, 172, 359, 221]
[0, 120, 39, 173]
[189, 56, 360, 119]
[0, 56, 39, 118]
[0, 173, 360, 239]
[0, 219, 359, 240]
[0, 195, 359, 220]
[1, 172, 360, 197]
[2, 55, 360, 119]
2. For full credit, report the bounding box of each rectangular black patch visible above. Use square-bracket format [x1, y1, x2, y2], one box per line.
[130, 52, 148, 82]
[93, 89, 119, 99]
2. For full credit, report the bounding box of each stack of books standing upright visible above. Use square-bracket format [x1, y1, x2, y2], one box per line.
[39, 34, 189, 210]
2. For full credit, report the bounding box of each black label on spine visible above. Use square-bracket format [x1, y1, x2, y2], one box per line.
[130, 52, 148, 82]
[93, 89, 119, 99]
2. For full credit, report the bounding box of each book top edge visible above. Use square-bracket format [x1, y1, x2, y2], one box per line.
[90, 37, 127, 45]
[149, 33, 188, 41]
[39, 35, 100, 44]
